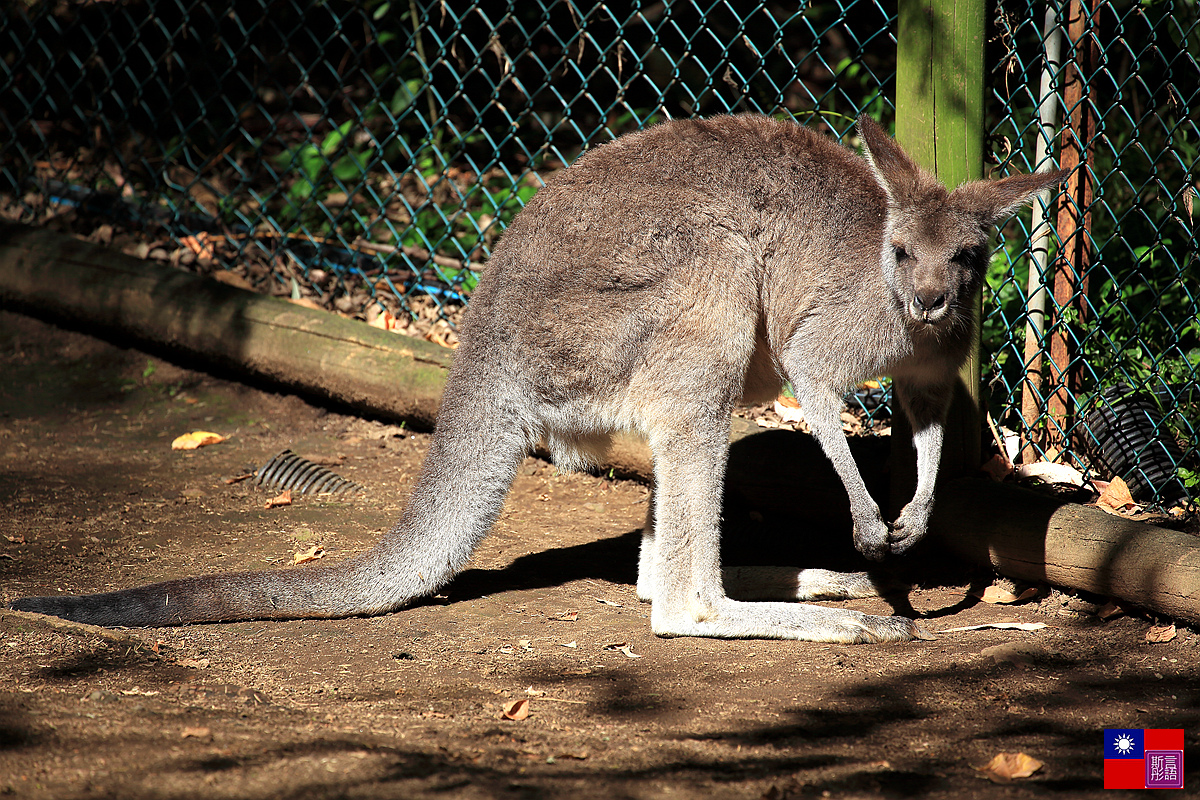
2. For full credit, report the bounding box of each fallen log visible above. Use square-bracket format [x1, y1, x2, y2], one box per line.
[931, 478, 1200, 627]
[0, 222, 452, 428]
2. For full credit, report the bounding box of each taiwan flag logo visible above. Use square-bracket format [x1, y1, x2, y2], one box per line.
[1104, 729, 1184, 789]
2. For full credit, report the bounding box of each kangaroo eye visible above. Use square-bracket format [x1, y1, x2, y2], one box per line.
[893, 244, 910, 261]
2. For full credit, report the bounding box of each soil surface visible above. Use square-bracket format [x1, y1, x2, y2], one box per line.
[1, 309, 1197, 799]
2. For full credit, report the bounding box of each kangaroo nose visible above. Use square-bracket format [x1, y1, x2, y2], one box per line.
[913, 292, 946, 313]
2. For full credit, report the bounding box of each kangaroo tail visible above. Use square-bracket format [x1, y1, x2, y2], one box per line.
[8, 383, 532, 627]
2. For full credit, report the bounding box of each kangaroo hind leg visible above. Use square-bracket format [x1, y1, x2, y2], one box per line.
[644, 420, 920, 643]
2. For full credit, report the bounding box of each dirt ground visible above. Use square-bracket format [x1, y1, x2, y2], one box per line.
[1, 309, 1197, 799]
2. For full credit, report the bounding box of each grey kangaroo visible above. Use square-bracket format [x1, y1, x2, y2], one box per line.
[9, 115, 1064, 642]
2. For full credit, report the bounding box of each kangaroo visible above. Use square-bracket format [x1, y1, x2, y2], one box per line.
[9, 115, 1064, 642]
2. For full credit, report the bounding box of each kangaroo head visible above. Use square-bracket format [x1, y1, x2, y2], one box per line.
[857, 115, 1067, 330]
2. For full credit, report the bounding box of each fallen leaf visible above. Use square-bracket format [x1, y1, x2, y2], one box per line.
[5, 534, 25, 544]
[179, 233, 216, 260]
[175, 657, 210, 669]
[497, 645, 514, 655]
[211, 270, 254, 291]
[773, 397, 805, 424]
[939, 622, 1048, 633]
[524, 687, 545, 697]
[518, 639, 533, 652]
[1016, 461, 1085, 488]
[981, 453, 1013, 482]
[603, 642, 642, 659]
[1097, 476, 1138, 513]
[552, 610, 579, 622]
[171, 430, 227, 450]
[265, 489, 292, 509]
[978, 751, 1043, 783]
[972, 585, 1039, 605]
[120, 687, 160, 696]
[425, 329, 459, 349]
[594, 597, 622, 607]
[224, 472, 254, 485]
[1097, 601, 1125, 620]
[560, 641, 578, 648]
[502, 698, 530, 720]
[181, 726, 213, 741]
[292, 545, 324, 565]
[1146, 623, 1177, 643]
[287, 296, 323, 310]
[368, 309, 405, 333]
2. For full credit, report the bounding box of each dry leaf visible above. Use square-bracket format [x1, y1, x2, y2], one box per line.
[939, 622, 1048, 633]
[978, 752, 1043, 783]
[552, 611, 579, 622]
[1097, 601, 1125, 620]
[1097, 476, 1137, 513]
[175, 657, 210, 669]
[603, 642, 642, 658]
[560, 641, 578, 648]
[265, 489, 292, 509]
[518, 639, 533, 652]
[292, 545, 324, 565]
[594, 597, 622, 607]
[425, 329, 459, 349]
[1146, 623, 1177, 643]
[211, 270, 253, 291]
[171, 430, 227, 450]
[181, 726, 213, 741]
[1016, 461, 1085, 488]
[981, 454, 1013, 482]
[368, 309, 405, 333]
[973, 585, 1039, 605]
[287, 296, 323, 310]
[773, 397, 805, 424]
[502, 698, 530, 720]
[179, 233, 216, 260]
[224, 472, 254, 485]
[524, 687, 545, 696]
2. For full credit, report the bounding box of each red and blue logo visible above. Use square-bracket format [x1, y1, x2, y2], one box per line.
[1104, 729, 1184, 789]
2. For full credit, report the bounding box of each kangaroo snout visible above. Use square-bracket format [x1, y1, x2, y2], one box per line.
[911, 288, 949, 323]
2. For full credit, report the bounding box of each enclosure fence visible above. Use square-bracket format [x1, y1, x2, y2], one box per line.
[1, 0, 1196, 506]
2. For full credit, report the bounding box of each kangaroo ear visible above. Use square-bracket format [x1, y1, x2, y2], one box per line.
[857, 115, 928, 204]
[951, 169, 1070, 226]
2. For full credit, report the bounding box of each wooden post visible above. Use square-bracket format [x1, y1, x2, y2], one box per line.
[892, 0, 987, 507]
[1046, 0, 1097, 456]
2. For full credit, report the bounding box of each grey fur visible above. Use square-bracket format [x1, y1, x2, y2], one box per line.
[8, 115, 1065, 643]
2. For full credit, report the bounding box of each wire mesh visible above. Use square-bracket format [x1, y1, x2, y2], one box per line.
[987, 0, 1198, 506]
[1, 0, 1196, 502]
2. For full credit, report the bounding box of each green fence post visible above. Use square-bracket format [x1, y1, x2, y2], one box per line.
[892, 0, 987, 506]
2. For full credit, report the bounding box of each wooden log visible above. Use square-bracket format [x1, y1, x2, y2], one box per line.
[0, 222, 453, 428]
[932, 478, 1200, 626]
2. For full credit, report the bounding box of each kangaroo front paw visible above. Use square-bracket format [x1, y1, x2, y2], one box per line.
[887, 501, 931, 555]
[852, 511, 891, 562]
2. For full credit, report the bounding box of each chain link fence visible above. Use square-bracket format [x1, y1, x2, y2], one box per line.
[987, 0, 1198, 507]
[1, 0, 1196, 505]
